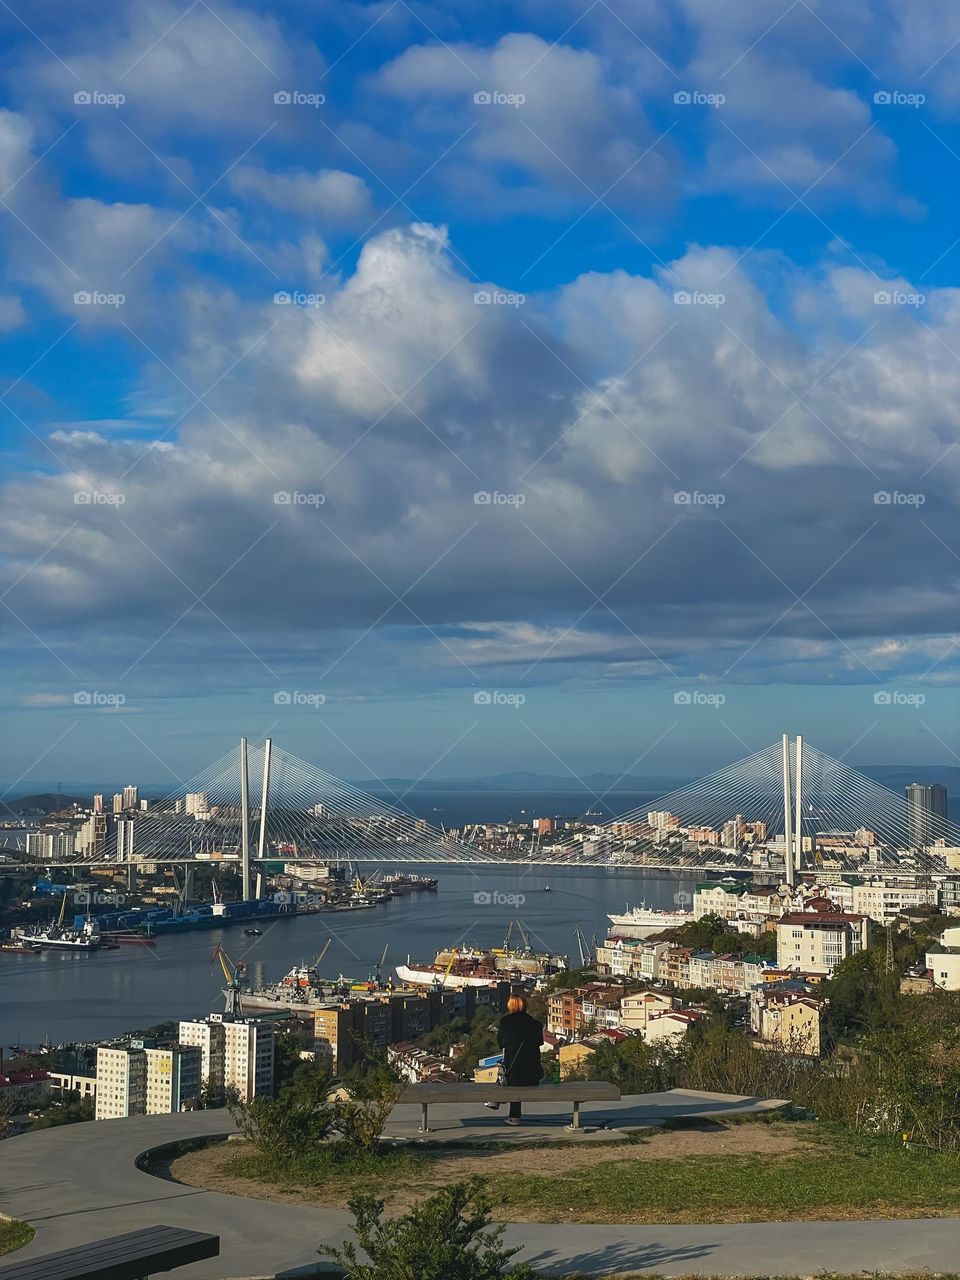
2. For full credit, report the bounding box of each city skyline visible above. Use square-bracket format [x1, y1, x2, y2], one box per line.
[2, 1, 959, 782]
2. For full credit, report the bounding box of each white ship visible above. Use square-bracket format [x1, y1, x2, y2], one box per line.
[395, 963, 494, 989]
[607, 903, 693, 938]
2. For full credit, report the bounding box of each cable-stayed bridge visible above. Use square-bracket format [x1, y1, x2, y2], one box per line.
[5, 736, 959, 880]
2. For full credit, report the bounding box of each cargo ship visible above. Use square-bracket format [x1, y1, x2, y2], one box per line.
[76, 897, 298, 936]
[381, 872, 438, 894]
[15, 918, 102, 951]
[606, 903, 694, 938]
[229, 962, 376, 1012]
[395, 943, 568, 990]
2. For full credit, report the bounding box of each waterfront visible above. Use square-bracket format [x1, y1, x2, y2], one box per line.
[0, 865, 694, 1046]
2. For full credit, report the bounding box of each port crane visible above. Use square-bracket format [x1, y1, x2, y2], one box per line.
[214, 944, 247, 1016]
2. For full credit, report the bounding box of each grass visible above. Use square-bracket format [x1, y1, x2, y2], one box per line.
[0, 1217, 35, 1255]
[202, 1122, 960, 1225]
[224, 1144, 426, 1197]
[494, 1124, 960, 1223]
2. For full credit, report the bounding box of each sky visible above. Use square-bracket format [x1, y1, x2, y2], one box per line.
[1, 0, 960, 791]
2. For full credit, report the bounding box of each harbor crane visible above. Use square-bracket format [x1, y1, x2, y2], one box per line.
[214, 944, 247, 1016]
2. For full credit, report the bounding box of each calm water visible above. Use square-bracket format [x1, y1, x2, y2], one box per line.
[0, 866, 694, 1047]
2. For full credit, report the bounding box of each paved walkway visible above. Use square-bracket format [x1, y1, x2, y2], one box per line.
[1, 1094, 958, 1278]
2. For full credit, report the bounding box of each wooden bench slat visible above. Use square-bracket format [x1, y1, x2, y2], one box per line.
[399, 1082, 620, 1102]
[0, 1226, 219, 1280]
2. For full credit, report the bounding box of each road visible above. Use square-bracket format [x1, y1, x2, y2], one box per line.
[1, 1095, 958, 1278]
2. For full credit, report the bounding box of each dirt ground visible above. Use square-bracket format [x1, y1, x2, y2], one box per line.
[165, 1122, 809, 1216]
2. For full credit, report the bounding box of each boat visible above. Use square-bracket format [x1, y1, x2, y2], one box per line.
[16, 919, 102, 951]
[395, 942, 568, 990]
[231, 961, 353, 1011]
[606, 904, 694, 938]
[244, 928, 262, 936]
[381, 872, 438, 894]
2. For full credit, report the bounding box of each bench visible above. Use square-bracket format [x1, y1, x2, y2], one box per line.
[398, 1081, 620, 1131]
[0, 1225, 220, 1280]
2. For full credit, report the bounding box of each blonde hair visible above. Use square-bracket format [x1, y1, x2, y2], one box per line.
[507, 994, 527, 1014]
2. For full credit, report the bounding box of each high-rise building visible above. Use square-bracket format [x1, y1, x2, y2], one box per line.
[93, 794, 104, 815]
[906, 783, 949, 847]
[78, 812, 109, 858]
[95, 1044, 147, 1119]
[185, 793, 211, 819]
[116, 819, 135, 860]
[144, 1045, 201, 1114]
[123, 785, 139, 810]
[112, 793, 124, 814]
[178, 1014, 273, 1102]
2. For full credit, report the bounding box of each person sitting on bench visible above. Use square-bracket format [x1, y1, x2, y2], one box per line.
[485, 993, 544, 1125]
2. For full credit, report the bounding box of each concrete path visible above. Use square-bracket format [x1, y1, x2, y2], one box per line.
[1, 1095, 958, 1278]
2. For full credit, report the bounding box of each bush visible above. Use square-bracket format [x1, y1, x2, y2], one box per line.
[321, 1178, 534, 1280]
[229, 1060, 334, 1167]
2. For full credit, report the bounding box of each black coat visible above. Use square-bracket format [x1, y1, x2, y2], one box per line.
[497, 1010, 544, 1086]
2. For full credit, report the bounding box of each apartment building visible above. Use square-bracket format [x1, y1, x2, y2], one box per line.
[178, 1014, 274, 1101]
[144, 1045, 202, 1114]
[619, 990, 675, 1032]
[595, 937, 669, 981]
[776, 911, 868, 975]
[753, 992, 824, 1056]
[817, 877, 937, 924]
[95, 1044, 147, 1119]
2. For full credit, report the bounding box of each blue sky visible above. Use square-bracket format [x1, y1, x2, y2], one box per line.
[1, 0, 959, 789]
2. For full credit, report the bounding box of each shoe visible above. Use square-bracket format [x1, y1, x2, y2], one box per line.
[484, 1102, 501, 1110]
[504, 1117, 520, 1126]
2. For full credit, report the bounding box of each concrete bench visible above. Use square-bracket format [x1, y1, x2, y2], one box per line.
[398, 1081, 620, 1131]
[0, 1226, 219, 1280]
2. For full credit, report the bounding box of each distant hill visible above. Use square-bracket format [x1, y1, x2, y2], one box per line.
[2, 793, 85, 816]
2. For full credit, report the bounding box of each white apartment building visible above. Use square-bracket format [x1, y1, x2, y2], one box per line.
[595, 937, 669, 980]
[925, 925, 960, 990]
[619, 990, 675, 1032]
[95, 1045, 147, 1119]
[144, 1045, 201, 1114]
[815, 877, 937, 924]
[178, 1015, 274, 1102]
[776, 911, 869, 975]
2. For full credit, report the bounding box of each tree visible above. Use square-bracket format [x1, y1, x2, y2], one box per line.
[321, 1178, 534, 1280]
[230, 1060, 334, 1167]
